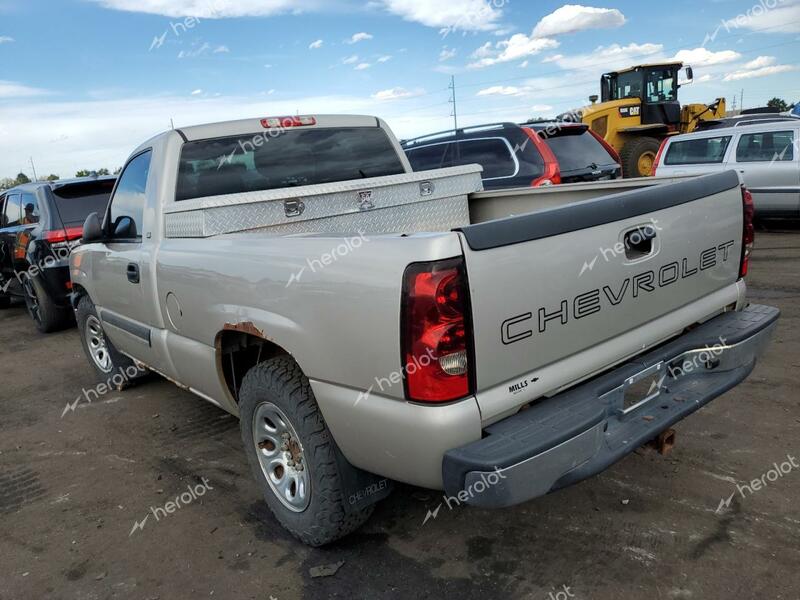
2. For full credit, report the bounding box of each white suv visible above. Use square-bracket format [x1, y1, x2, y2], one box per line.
[654, 121, 800, 218]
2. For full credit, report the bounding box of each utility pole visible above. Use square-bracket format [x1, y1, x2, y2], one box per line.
[740, 89, 745, 112]
[449, 76, 459, 132]
[29, 157, 38, 181]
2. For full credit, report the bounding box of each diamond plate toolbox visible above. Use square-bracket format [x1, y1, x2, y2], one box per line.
[163, 165, 483, 238]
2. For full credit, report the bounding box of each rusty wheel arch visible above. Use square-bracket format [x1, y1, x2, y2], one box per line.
[216, 323, 291, 404]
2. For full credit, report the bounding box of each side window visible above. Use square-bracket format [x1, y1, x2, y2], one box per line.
[406, 143, 453, 172]
[451, 139, 517, 179]
[109, 150, 152, 239]
[3, 194, 22, 228]
[736, 131, 795, 163]
[20, 192, 40, 225]
[664, 136, 731, 165]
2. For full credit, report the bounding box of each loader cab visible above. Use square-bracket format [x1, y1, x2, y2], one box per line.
[601, 63, 685, 129]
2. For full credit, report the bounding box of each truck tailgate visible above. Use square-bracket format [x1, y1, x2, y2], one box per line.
[456, 171, 745, 422]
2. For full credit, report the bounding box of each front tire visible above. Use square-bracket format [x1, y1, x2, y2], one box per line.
[76, 295, 145, 387]
[239, 356, 374, 546]
[22, 277, 73, 333]
[620, 136, 662, 178]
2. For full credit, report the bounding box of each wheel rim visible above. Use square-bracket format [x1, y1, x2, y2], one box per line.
[252, 402, 311, 512]
[638, 151, 656, 177]
[85, 315, 113, 373]
[22, 280, 41, 325]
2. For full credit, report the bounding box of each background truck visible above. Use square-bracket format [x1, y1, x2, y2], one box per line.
[70, 114, 778, 546]
[564, 62, 727, 177]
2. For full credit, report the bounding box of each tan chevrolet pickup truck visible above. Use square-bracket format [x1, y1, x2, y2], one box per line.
[70, 115, 778, 545]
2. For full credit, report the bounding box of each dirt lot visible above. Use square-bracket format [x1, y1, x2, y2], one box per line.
[1, 228, 799, 600]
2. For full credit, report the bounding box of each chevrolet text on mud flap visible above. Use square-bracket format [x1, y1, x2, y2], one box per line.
[70, 115, 777, 546]
[502, 240, 736, 344]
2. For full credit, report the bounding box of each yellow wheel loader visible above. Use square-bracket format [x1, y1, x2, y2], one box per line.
[568, 63, 727, 177]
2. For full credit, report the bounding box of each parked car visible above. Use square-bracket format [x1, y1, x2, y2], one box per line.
[0, 176, 116, 331]
[695, 112, 800, 131]
[71, 114, 776, 546]
[654, 121, 800, 218]
[401, 121, 621, 190]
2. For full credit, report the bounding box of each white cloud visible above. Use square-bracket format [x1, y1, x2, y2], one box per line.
[743, 55, 776, 69]
[520, 60, 529, 68]
[309, 39, 323, 50]
[672, 47, 740, 67]
[438, 46, 457, 62]
[88, 0, 312, 18]
[531, 104, 554, 112]
[722, 1, 800, 34]
[354, 62, 371, 70]
[213, 45, 230, 53]
[546, 42, 663, 71]
[377, 55, 392, 63]
[0, 80, 49, 99]
[347, 32, 373, 44]
[0, 36, 14, 44]
[476, 86, 525, 97]
[371, 87, 424, 101]
[342, 54, 359, 64]
[532, 5, 626, 37]
[723, 64, 795, 81]
[469, 34, 559, 68]
[541, 54, 564, 63]
[190, 89, 203, 95]
[381, 0, 504, 32]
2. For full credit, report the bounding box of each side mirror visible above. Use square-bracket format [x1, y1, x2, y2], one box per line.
[113, 216, 137, 239]
[683, 66, 694, 84]
[82, 212, 103, 243]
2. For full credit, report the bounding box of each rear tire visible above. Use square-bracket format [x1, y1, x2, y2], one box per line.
[76, 295, 146, 387]
[23, 277, 73, 333]
[239, 355, 374, 547]
[620, 136, 662, 178]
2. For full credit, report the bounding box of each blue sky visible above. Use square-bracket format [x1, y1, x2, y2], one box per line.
[1, 0, 799, 177]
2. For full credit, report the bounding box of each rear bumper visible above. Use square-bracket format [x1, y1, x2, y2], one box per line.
[442, 304, 779, 508]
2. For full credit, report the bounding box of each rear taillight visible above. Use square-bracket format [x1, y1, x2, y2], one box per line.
[740, 186, 755, 278]
[43, 226, 83, 256]
[588, 128, 621, 165]
[652, 138, 669, 177]
[401, 258, 474, 403]
[522, 127, 561, 187]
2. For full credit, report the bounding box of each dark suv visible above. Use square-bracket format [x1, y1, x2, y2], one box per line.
[401, 121, 621, 190]
[0, 176, 116, 332]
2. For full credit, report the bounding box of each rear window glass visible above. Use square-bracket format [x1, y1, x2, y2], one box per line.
[736, 130, 795, 162]
[406, 143, 452, 172]
[664, 136, 731, 165]
[450, 139, 516, 179]
[540, 130, 617, 172]
[52, 180, 116, 226]
[177, 127, 405, 201]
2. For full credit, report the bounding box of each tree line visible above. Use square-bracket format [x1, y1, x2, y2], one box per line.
[1, 167, 122, 190]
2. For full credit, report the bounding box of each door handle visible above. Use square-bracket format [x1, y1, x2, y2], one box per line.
[126, 263, 140, 284]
